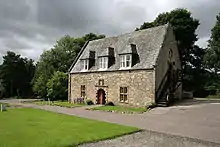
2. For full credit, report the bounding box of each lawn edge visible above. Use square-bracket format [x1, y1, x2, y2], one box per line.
[24, 101, 85, 108]
[77, 129, 142, 146]
[87, 106, 148, 114]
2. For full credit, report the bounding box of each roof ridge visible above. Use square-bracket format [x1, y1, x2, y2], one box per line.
[69, 24, 169, 73]
[91, 24, 169, 43]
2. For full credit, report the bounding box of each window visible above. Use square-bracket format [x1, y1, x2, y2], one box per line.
[99, 57, 108, 69]
[82, 59, 89, 71]
[81, 85, 86, 97]
[120, 54, 132, 68]
[98, 79, 104, 86]
[119, 87, 128, 103]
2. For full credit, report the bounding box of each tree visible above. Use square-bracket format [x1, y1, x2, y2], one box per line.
[0, 51, 35, 98]
[204, 13, 220, 73]
[204, 13, 220, 90]
[183, 45, 206, 90]
[136, 8, 200, 90]
[136, 8, 199, 69]
[32, 51, 56, 98]
[47, 71, 68, 101]
[135, 22, 155, 31]
[33, 33, 105, 98]
[0, 79, 5, 99]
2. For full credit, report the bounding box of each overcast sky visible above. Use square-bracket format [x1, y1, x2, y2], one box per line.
[0, 0, 219, 62]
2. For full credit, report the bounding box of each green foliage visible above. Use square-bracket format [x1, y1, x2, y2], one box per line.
[105, 101, 115, 106]
[86, 99, 94, 105]
[203, 13, 220, 91]
[135, 22, 155, 31]
[183, 45, 208, 91]
[31, 100, 85, 107]
[0, 80, 5, 99]
[0, 51, 35, 98]
[136, 8, 201, 90]
[145, 102, 156, 109]
[137, 8, 199, 68]
[0, 108, 138, 147]
[33, 33, 105, 98]
[91, 105, 147, 114]
[204, 13, 220, 73]
[46, 71, 68, 101]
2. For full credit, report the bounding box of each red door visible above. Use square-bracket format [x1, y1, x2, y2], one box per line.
[97, 89, 105, 104]
[99, 91, 103, 104]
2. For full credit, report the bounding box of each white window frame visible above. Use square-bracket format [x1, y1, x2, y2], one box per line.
[119, 87, 128, 103]
[120, 54, 132, 69]
[81, 85, 86, 97]
[82, 59, 89, 71]
[99, 57, 108, 70]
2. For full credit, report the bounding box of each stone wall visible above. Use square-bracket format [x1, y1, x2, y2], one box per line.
[69, 70, 155, 107]
[155, 25, 182, 99]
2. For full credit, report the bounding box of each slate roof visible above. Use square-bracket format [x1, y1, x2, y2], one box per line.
[81, 50, 95, 59]
[97, 47, 114, 57]
[70, 24, 169, 73]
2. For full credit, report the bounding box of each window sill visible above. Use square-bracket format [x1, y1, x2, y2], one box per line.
[98, 68, 108, 71]
[119, 67, 131, 70]
[119, 101, 129, 104]
[81, 69, 89, 72]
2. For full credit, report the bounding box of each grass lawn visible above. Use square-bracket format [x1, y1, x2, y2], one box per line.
[0, 108, 139, 147]
[90, 105, 147, 114]
[31, 100, 85, 108]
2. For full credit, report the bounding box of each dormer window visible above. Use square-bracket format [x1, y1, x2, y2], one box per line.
[120, 54, 132, 68]
[99, 57, 108, 69]
[82, 59, 89, 71]
[80, 51, 95, 71]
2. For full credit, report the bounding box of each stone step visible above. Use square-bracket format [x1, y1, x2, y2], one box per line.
[156, 103, 168, 107]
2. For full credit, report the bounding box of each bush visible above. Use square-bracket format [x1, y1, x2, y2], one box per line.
[86, 100, 94, 105]
[193, 89, 211, 98]
[146, 102, 156, 109]
[105, 101, 114, 106]
[46, 71, 68, 101]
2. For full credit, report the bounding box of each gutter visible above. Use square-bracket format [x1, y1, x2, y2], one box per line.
[69, 67, 155, 75]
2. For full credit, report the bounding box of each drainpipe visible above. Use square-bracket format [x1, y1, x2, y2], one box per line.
[68, 73, 71, 102]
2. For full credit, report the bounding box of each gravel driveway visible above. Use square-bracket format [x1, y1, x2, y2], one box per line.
[80, 131, 220, 147]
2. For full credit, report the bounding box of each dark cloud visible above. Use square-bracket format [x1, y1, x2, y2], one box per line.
[184, 0, 220, 37]
[0, 0, 30, 21]
[0, 0, 219, 63]
[37, 1, 100, 31]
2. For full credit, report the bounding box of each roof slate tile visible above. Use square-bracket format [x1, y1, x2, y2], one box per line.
[70, 24, 168, 73]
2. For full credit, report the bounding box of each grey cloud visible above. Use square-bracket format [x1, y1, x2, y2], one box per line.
[2, 37, 32, 50]
[0, 0, 30, 21]
[37, 0, 106, 35]
[187, 0, 220, 38]
[0, 0, 219, 63]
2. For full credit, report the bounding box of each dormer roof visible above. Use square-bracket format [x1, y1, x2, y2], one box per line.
[97, 47, 114, 57]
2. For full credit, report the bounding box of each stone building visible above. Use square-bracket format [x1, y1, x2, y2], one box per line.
[68, 24, 182, 107]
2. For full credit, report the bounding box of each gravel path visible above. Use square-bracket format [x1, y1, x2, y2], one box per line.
[79, 131, 220, 147]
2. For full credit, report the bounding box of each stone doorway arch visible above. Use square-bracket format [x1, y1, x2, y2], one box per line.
[96, 89, 106, 105]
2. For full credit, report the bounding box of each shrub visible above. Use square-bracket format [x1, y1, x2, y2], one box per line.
[46, 71, 68, 101]
[86, 100, 94, 105]
[105, 101, 114, 106]
[74, 98, 85, 104]
[146, 102, 156, 109]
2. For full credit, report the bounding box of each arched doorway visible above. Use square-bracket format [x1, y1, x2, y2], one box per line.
[96, 89, 106, 105]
